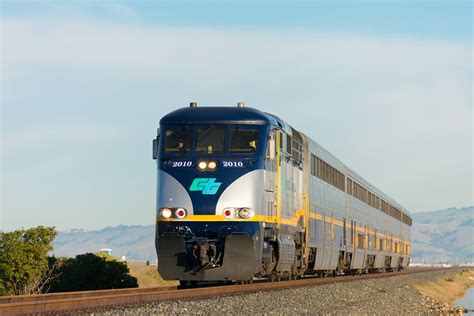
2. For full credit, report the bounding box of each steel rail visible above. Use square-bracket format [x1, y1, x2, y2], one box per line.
[0, 268, 447, 315]
[0, 285, 177, 304]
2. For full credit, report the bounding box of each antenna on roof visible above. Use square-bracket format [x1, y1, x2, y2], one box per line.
[237, 102, 245, 108]
[190, 102, 198, 108]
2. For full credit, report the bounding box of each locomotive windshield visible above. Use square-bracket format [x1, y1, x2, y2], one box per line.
[196, 125, 226, 153]
[229, 127, 259, 153]
[165, 125, 192, 152]
[162, 124, 261, 154]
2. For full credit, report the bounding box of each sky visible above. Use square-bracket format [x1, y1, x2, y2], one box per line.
[1, 1, 472, 231]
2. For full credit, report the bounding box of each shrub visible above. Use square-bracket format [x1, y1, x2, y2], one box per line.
[0, 226, 57, 295]
[49, 253, 138, 292]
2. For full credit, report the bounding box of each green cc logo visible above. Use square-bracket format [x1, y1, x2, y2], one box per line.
[189, 178, 222, 195]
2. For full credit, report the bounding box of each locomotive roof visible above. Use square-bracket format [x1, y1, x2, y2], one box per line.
[160, 106, 281, 126]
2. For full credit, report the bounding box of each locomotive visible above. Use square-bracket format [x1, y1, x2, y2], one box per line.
[153, 103, 411, 283]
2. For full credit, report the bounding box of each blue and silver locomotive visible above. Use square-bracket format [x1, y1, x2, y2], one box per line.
[153, 103, 411, 283]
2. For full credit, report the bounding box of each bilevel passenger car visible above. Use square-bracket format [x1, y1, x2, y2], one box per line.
[153, 103, 412, 284]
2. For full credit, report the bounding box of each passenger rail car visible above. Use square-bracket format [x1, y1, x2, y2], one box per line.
[153, 103, 412, 282]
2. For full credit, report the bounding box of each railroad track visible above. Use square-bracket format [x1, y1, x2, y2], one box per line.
[0, 268, 445, 315]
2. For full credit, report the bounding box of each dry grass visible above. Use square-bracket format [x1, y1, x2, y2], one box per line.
[127, 262, 178, 288]
[413, 269, 474, 304]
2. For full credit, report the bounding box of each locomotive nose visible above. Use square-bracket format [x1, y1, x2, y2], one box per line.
[156, 168, 265, 281]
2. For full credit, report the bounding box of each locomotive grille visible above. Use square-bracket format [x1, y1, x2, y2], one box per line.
[267, 201, 276, 217]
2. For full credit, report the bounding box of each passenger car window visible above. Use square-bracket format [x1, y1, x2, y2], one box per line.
[165, 125, 192, 153]
[230, 128, 259, 153]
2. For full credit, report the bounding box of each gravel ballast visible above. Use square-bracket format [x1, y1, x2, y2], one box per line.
[91, 269, 463, 315]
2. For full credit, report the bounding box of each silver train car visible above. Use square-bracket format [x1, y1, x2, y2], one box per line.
[153, 103, 411, 283]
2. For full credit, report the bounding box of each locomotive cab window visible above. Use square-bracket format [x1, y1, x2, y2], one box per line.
[164, 125, 192, 153]
[196, 125, 225, 153]
[230, 127, 259, 153]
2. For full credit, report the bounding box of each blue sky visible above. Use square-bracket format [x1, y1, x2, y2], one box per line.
[1, 1, 473, 231]
[3, 1, 472, 40]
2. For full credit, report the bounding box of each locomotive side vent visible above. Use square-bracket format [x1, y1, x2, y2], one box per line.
[267, 201, 276, 217]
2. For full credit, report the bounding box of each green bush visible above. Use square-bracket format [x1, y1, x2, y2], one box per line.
[0, 227, 137, 295]
[0, 226, 57, 295]
[49, 253, 138, 292]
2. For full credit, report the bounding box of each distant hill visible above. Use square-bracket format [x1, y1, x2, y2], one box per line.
[410, 206, 473, 264]
[52, 225, 156, 261]
[52, 207, 473, 264]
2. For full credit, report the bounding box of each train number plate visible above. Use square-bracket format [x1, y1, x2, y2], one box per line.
[163, 160, 193, 168]
[221, 161, 245, 168]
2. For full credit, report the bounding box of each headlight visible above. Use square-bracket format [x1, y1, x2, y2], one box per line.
[238, 208, 254, 219]
[160, 208, 172, 219]
[198, 161, 207, 170]
[208, 161, 217, 169]
[175, 208, 187, 219]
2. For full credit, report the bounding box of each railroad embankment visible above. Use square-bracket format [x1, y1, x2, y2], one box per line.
[413, 268, 474, 307]
[95, 269, 468, 315]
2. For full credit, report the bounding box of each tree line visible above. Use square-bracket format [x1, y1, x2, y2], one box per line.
[0, 226, 138, 296]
